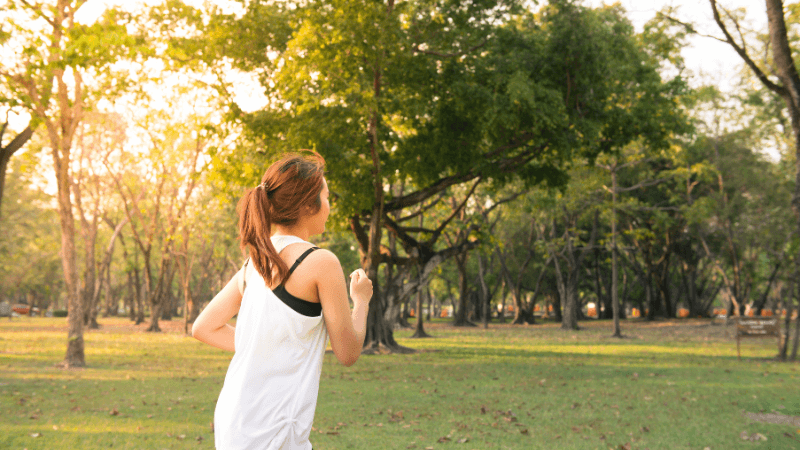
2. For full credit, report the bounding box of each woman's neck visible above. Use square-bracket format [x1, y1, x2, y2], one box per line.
[272, 225, 310, 241]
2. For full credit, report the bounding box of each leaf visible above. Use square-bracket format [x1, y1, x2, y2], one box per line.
[740, 431, 750, 440]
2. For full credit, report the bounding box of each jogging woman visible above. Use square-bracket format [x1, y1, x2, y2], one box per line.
[192, 152, 373, 449]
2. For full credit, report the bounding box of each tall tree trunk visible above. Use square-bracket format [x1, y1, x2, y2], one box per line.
[411, 280, 431, 338]
[561, 266, 580, 330]
[477, 253, 490, 329]
[453, 252, 475, 327]
[126, 271, 135, 320]
[611, 169, 621, 336]
[54, 144, 83, 367]
[779, 284, 794, 360]
[146, 257, 173, 332]
[81, 226, 98, 328]
[358, 0, 409, 353]
[790, 309, 800, 361]
[551, 250, 568, 325]
[104, 264, 114, 317]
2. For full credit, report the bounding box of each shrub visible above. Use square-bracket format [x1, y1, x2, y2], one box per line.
[53, 310, 68, 318]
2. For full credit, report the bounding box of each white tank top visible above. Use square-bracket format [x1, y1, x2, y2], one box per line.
[214, 235, 328, 449]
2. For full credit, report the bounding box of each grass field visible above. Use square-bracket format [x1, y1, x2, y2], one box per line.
[1, 316, 798, 450]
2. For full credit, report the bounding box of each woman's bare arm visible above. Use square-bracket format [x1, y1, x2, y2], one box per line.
[191, 270, 243, 352]
[313, 250, 372, 366]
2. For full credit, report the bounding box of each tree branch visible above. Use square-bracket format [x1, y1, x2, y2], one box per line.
[709, 0, 787, 96]
[425, 177, 482, 247]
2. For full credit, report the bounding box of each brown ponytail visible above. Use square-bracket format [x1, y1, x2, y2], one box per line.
[237, 151, 326, 286]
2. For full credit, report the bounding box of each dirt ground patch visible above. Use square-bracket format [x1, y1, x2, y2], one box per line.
[745, 412, 800, 427]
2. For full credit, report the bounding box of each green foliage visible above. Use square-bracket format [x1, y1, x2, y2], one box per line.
[195, 0, 689, 230]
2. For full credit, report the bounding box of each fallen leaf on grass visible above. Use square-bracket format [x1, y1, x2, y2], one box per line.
[456, 437, 469, 443]
[641, 426, 650, 432]
[740, 431, 768, 441]
[109, 408, 119, 416]
[30, 433, 41, 438]
[618, 443, 631, 450]
[520, 429, 529, 435]
[437, 436, 451, 443]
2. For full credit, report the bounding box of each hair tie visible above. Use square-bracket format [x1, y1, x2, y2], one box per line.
[257, 182, 277, 197]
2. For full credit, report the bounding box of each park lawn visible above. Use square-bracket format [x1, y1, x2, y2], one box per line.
[0, 317, 797, 450]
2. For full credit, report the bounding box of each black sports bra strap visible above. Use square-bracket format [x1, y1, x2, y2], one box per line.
[287, 247, 320, 276]
[242, 257, 250, 293]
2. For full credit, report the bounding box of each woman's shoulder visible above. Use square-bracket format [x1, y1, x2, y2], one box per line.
[304, 247, 341, 268]
[280, 243, 340, 270]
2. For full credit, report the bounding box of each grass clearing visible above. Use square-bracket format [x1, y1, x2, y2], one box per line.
[1, 316, 798, 449]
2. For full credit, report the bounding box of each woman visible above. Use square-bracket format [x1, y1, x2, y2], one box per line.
[192, 152, 373, 449]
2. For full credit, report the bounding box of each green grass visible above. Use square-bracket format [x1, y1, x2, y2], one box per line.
[1, 316, 798, 450]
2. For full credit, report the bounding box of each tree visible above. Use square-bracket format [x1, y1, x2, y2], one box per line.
[0, 0, 142, 366]
[71, 112, 129, 329]
[105, 101, 212, 332]
[195, 0, 689, 349]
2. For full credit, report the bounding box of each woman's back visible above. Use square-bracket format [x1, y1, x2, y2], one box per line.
[214, 235, 328, 450]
